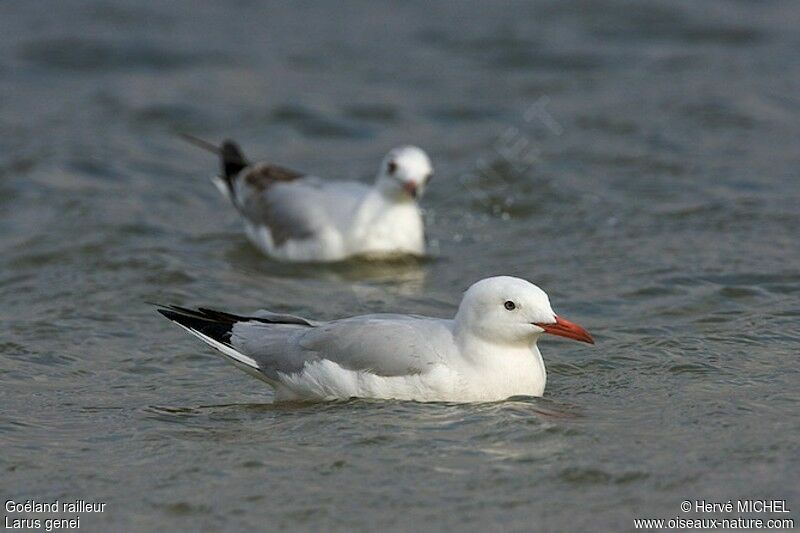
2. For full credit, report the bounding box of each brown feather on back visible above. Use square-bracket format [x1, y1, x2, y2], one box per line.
[238, 163, 316, 247]
[243, 163, 304, 191]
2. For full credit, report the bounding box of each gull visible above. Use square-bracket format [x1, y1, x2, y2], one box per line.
[180, 134, 433, 262]
[157, 276, 594, 402]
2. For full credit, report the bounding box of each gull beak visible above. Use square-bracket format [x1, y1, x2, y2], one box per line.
[534, 315, 594, 344]
[403, 181, 418, 198]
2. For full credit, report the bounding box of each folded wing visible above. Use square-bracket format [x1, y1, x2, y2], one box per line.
[238, 173, 369, 245]
[158, 307, 455, 383]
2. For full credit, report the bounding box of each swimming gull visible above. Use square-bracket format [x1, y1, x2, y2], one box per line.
[157, 276, 594, 402]
[180, 133, 433, 262]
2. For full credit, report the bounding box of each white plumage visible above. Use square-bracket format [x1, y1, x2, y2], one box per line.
[183, 134, 433, 262]
[158, 276, 594, 403]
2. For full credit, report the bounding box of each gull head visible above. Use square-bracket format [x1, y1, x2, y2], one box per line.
[376, 146, 433, 201]
[454, 276, 594, 346]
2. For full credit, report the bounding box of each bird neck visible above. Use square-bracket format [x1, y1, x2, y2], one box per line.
[350, 188, 385, 230]
[453, 320, 540, 363]
[453, 325, 547, 395]
[350, 187, 415, 232]
[374, 174, 415, 203]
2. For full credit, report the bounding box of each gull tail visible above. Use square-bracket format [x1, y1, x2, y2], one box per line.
[177, 132, 249, 203]
[157, 305, 316, 384]
[220, 141, 248, 181]
[157, 305, 261, 374]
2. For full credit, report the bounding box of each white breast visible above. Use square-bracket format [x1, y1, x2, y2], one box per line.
[348, 199, 425, 257]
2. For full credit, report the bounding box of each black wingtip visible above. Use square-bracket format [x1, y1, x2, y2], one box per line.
[221, 140, 248, 179]
[156, 308, 181, 322]
[157, 306, 234, 345]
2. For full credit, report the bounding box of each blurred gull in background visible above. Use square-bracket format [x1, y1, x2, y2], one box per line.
[181, 134, 433, 262]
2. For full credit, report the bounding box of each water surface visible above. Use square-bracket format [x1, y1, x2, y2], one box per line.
[1, 1, 799, 530]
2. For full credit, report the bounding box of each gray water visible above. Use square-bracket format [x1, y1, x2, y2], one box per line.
[1, 1, 799, 531]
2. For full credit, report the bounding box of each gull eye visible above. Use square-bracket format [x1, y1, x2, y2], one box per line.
[425, 173, 433, 183]
[504, 300, 516, 311]
[387, 161, 398, 174]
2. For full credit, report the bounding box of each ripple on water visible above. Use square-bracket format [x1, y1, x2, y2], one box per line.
[268, 104, 374, 139]
[142, 405, 201, 423]
[2, 1, 799, 530]
[159, 502, 211, 516]
[18, 38, 229, 71]
[667, 361, 719, 375]
[558, 466, 650, 486]
[341, 104, 400, 122]
[681, 101, 756, 130]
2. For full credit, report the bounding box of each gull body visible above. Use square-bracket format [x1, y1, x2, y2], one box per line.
[158, 276, 594, 403]
[182, 135, 433, 262]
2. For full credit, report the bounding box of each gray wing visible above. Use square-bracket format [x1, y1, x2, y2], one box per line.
[230, 314, 456, 380]
[160, 307, 455, 384]
[296, 315, 455, 376]
[234, 170, 368, 246]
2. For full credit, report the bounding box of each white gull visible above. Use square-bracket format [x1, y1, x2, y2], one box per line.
[181, 134, 433, 262]
[157, 276, 594, 402]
